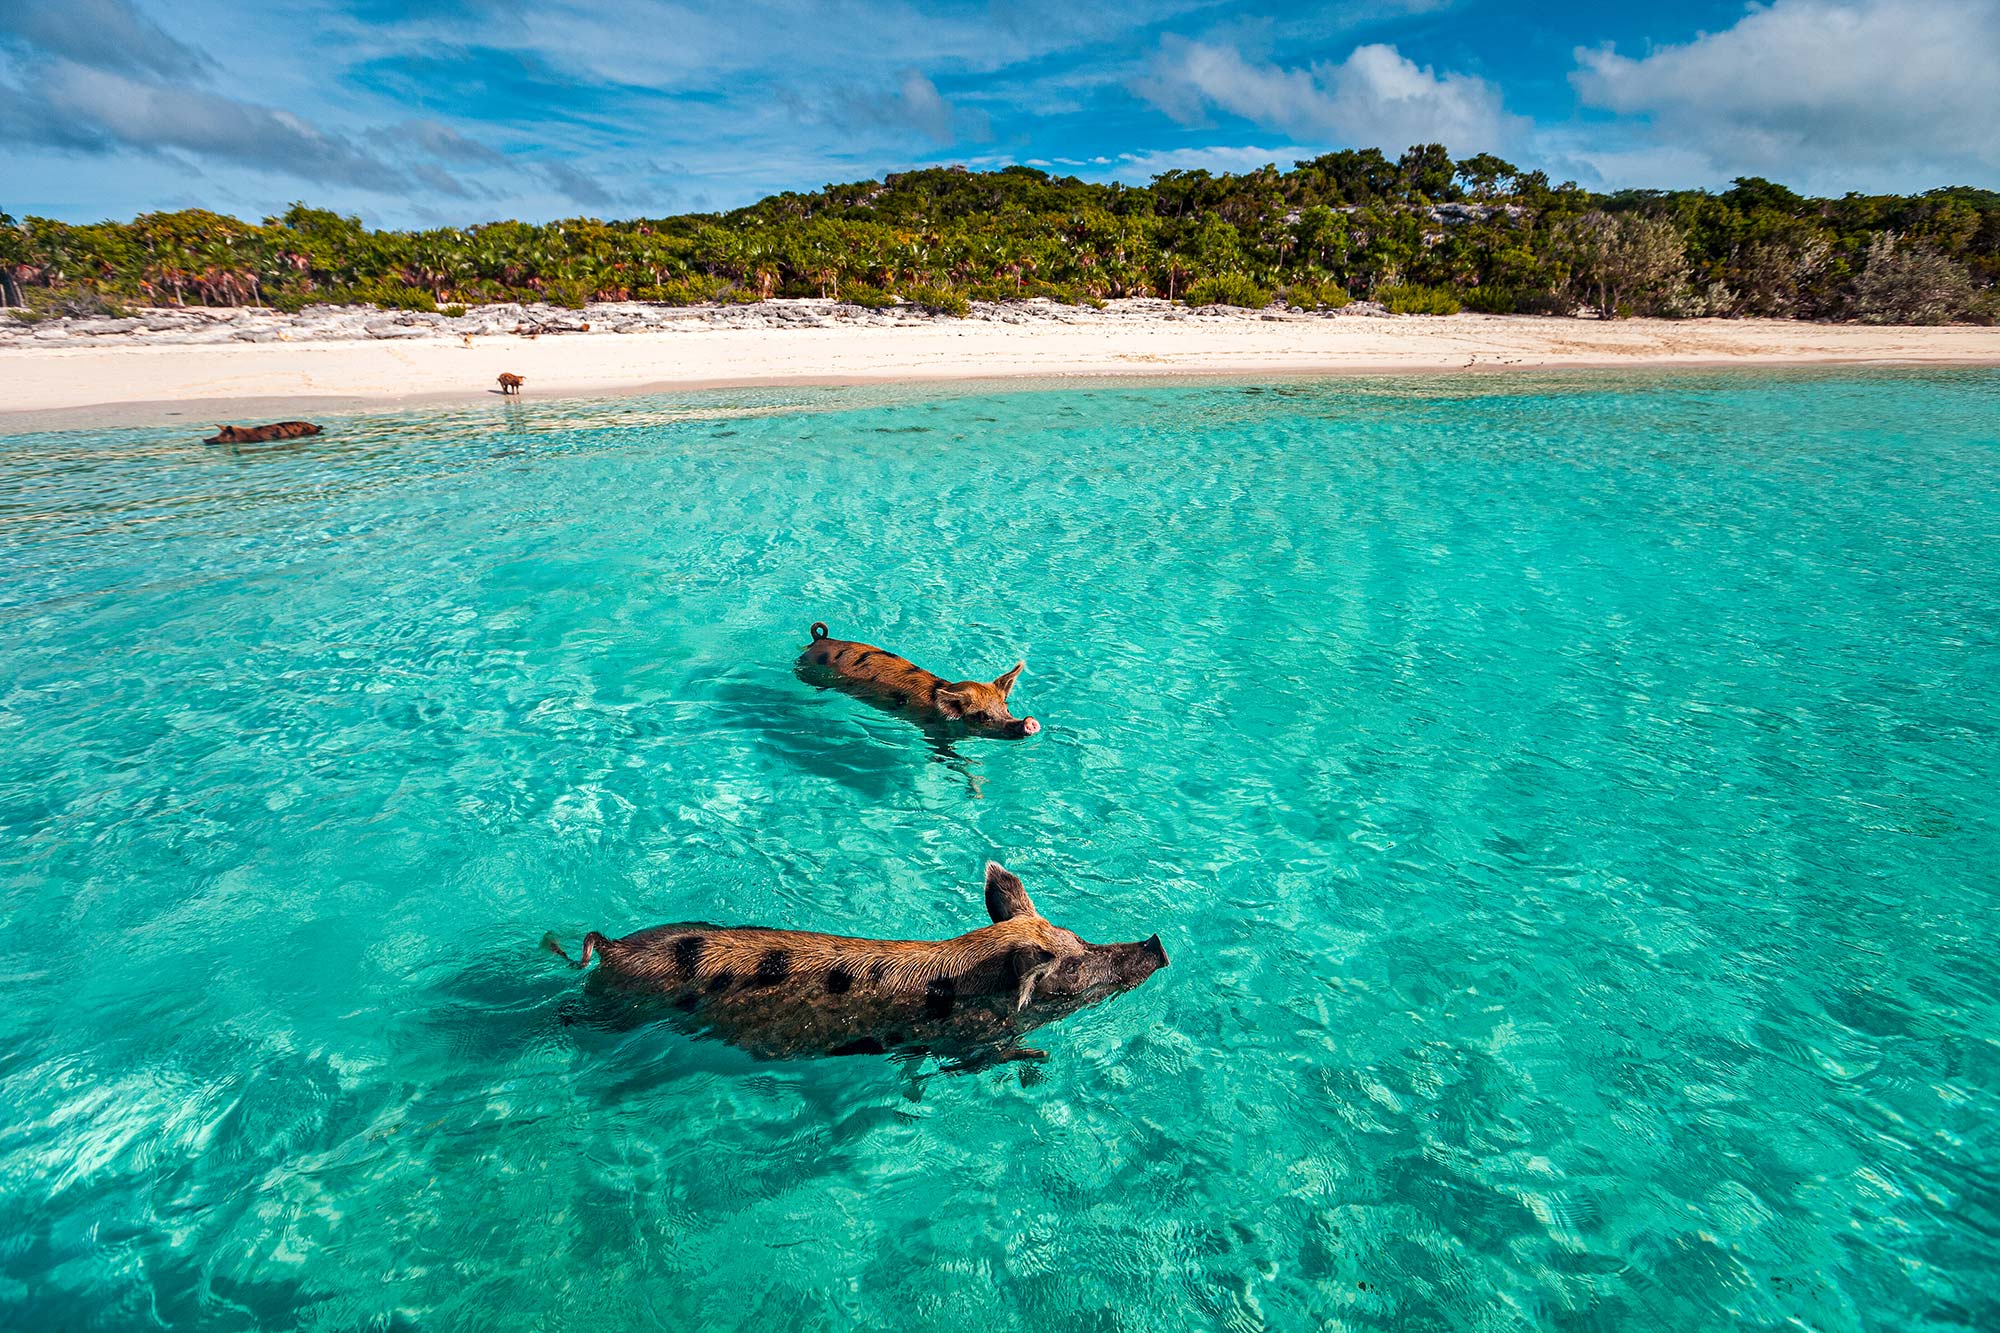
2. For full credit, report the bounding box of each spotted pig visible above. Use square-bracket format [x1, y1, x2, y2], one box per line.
[545, 863, 1165, 1064]
[796, 622, 1040, 738]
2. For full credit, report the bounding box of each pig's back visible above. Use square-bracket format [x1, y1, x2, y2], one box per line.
[797, 636, 944, 708]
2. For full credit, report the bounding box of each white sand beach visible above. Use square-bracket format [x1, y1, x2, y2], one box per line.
[5, 298, 1999, 431]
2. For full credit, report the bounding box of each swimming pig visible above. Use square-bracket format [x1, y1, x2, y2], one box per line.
[204, 421, 322, 445]
[545, 862, 1166, 1065]
[796, 622, 1040, 737]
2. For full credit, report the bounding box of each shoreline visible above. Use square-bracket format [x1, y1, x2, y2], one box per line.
[6, 299, 2000, 433]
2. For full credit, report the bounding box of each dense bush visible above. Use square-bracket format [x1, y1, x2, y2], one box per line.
[839, 282, 896, 309]
[1279, 279, 1351, 310]
[1184, 274, 1272, 308]
[2, 159, 1993, 321]
[1558, 211, 1688, 318]
[343, 283, 436, 312]
[544, 279, 592, 310]
[899, 284, 971, 317]
[1850, 235, 1976, 324]
[642, 276, 735, 305]
[1378, 283, 1462, 315]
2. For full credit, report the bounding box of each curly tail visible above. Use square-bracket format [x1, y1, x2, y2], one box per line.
[542, 931, 607, 969]
[810, 622, 829, 641]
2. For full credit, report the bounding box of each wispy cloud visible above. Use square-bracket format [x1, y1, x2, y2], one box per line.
[798, 70, 993, 148]
[1, 62, 428, 193]
[0, 0, 212, 79]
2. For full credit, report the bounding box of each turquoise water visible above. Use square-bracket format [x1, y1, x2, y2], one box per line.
[3, 371, 1997, 1331]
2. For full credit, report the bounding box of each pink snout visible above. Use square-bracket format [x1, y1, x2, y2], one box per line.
[1020, 717, 1040, 736]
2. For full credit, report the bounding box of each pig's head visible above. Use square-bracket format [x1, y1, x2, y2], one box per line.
[935, 663, 1040, 737]
[979, 863, 1166, 1023]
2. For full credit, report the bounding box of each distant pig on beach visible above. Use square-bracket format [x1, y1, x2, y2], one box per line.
[797, 622, 1040, 737]
[204, 421, 322, 445]
[545, 862, 1167, 1065]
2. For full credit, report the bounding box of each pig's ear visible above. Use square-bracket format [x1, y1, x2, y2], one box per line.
[985, 861, 1039, 922]
[1005, 945, 1058, 1010]
[993, 662, 1024, 697]
[934, 685, 970, 719]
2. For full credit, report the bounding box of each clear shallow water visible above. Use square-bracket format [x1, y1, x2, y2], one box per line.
[2, 371, 1997, 1331]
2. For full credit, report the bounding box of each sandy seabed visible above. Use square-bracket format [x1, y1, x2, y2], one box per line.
[4, 298, 1999, 432]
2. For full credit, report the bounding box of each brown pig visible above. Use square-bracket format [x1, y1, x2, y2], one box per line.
[204, 421, 323, 445]
[545, 863, 1166, 1065]
[796, 622, 1040, 738]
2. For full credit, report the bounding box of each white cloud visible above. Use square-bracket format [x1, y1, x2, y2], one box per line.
[1571, 0, 2000, 189]
[1135, 36, 1525, 154]
[17, 62, 423, 193]
[0, 0, 209, 80]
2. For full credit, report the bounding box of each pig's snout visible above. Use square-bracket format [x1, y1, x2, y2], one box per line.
[1017, 717, 1041, 737]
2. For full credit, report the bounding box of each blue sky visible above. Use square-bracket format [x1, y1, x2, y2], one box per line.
[2, 0, 1995, 227]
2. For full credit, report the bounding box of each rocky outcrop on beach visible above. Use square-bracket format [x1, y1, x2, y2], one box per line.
[0, 296, 1393, 349]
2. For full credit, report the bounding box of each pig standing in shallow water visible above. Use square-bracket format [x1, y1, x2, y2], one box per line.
[545, 863, 1165, 1065]
[796, 622, 1040, 738]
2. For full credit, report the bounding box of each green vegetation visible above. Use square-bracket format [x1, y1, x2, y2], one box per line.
[3, 148, 1996, 322]
[1278, 279, 1351, 311]
[1184, 273, 1271, 308]
[1378, 283, 1462, 315]
[900, 283, 971, 317]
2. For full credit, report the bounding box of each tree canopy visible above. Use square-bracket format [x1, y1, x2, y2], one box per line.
[4, 149, 1995, 323]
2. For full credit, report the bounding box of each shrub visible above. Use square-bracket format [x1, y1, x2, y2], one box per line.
[1850, 234, 1976, 325]
[646, 276, 734, 306]
[1463, 285, 1519, 313]
[1960, 290, 1999, 326]
[544, 279, 592, 310]
[269, 290, 313, 314]
[840, 282, 896, 309]
[1184, 274, 1272, 308]
[1654, 279, 1734, 319]
[20, 285, 128, 319]
[439, 304, 467, 318]
[1279, 279, 1350, 310]
[1556, 211, 1688, 318]
[364, 284, 438, 312]
[1378, 283, 1462, 315]
[899, 284, 971, 317]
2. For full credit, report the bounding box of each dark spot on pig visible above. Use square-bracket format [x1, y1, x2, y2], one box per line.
[868, 960, 890, 982]
[924, 976, 956, 1019]
[673, 993, 699, 1013]
[753, 949, 791, 986]
[825, 966, 853, 995]
[673, 935, 706, 973]
[816, 652, 830, 665]
[855, 651, 877, 667]
[707, 971, 734, 993]
[892, 693, 907, 706]
[830, 1037, 885, 1056]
